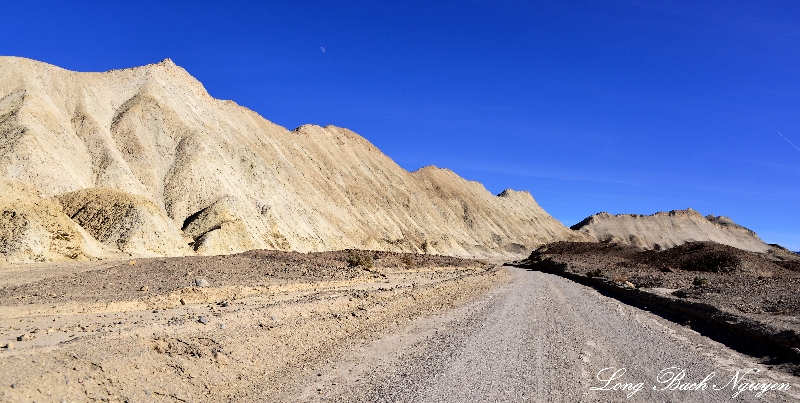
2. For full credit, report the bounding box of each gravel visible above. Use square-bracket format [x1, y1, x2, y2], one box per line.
[323, 267, 799, 402]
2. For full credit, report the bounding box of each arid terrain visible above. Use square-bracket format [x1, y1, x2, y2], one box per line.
[519, 241, 800, 372]
[3, 250, 799, 402]
[2, 56, 799, 402]
[571, 209, 770, 252]
[0, 56, 586, 263]
[0, 250, 507, 401]
[317, 267, 800, 402]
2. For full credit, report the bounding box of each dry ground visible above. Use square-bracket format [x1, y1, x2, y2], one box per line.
[0, 250, 507, 402]
[524, 241, 800, 317]
[521, 241, 800, 373]
[314, 267, 800, 402]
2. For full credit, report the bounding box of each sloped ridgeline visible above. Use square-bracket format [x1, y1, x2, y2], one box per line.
[0, 57, 588, 262]
[571, 209, 769, 253]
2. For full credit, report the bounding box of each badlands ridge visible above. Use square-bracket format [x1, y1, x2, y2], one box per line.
[571, 209, 769, 253]
[0, 57, 770, 262]
[0, 57, 586, 262]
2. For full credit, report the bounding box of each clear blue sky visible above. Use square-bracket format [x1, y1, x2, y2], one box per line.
[2, 1, 799, 250]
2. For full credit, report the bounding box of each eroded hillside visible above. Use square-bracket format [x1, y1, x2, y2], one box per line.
[0, 57, 587, 262]
[571, 208, 768, 252]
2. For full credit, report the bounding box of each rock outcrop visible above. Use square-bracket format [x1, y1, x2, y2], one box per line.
[57, 188, 192, 257]
[0, 56, 585, 261]
[570, 209, 768, 253]
[0, 179, 109, 263]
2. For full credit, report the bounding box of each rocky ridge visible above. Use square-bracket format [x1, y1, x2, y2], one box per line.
[0, 56, 586, 262]
[571, 208, 769, 252]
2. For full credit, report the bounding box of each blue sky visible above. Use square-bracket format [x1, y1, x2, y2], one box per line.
[2, 1, 799, 250]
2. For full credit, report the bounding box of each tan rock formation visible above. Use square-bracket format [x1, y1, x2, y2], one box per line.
[0, 179, 108, 262]
[571, 208, 768, 252]
[0, 56, 584, 260]
[57, 188, 193, 257]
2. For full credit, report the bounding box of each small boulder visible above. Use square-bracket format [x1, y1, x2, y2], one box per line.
[195, 278, 210, 287]
[198, 316, 209, 325]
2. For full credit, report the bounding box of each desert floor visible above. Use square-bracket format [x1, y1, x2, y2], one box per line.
[1, 251, 799, 402]
[0, 251, 504, 402]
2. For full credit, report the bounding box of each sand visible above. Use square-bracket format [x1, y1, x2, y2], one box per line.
[0, 250, 508, 401]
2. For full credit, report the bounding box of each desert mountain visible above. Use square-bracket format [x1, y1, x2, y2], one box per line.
[0, 56, 587, 262]
[570, 208, 769, 253]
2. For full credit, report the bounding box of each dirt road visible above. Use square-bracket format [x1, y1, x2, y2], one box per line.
[296, 267, 800, 402]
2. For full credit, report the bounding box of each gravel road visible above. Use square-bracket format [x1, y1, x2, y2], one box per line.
[306, 267, 800, 402]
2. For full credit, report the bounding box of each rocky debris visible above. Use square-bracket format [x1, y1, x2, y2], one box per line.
[527, 241, 799, 283]
[2, 342, 12, 349]
[330, 268, 800, 401]
[17, 333, 35, 341]
[0, 250, 487, 307]
[571, 208, 768, 252]
[764, 244, 800, 272]
[0, 249, 506, 401]
[519, 242, 800, 371]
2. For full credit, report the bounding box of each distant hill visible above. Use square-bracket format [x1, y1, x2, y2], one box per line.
[0, 57, 588, 263]
[571, 209, 768, 253]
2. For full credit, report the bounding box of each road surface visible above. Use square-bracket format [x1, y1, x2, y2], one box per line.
[294, 267, 799, 402]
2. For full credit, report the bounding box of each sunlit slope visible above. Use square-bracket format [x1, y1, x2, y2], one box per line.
[571, 209, 768, 252]
[0, 57, 585, 261]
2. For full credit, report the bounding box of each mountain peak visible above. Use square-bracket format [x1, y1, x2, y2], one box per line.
[156, 58, 176, 67]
